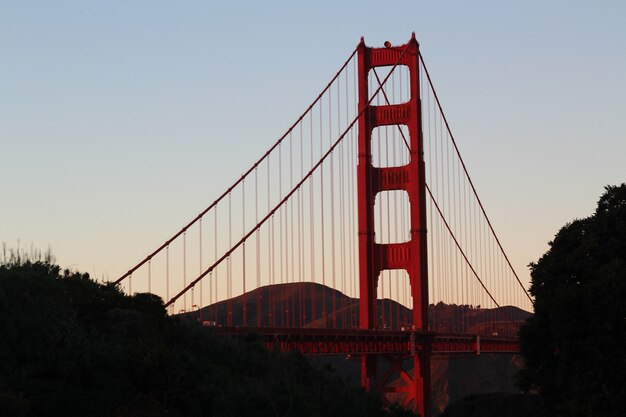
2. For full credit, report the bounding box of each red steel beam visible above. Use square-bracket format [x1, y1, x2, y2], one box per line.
[212, 327, 519, 356]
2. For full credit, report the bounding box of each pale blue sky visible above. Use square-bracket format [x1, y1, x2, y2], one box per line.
[1, 1, 625, 292]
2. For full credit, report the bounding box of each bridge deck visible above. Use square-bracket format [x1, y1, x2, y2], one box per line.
[211, 327, 520, 355]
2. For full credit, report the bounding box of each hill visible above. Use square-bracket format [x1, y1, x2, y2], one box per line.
[192, 282, 530, 338]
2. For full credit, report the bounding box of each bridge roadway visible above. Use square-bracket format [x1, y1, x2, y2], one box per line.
[212, 327, 520, 356]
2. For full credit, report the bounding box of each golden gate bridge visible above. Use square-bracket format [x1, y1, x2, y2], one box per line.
[114, 34, 533, 416]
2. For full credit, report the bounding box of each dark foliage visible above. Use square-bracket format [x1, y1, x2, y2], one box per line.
[518, 184, 626, 416]
[440, 393, 542, 417]
[0, 260, 412, 417]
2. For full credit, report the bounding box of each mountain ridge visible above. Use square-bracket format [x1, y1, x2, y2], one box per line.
[190, 281, 531, 337]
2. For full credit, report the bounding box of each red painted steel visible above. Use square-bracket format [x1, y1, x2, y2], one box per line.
[357, 33, 431, 416]
[213, 327, 519, 356]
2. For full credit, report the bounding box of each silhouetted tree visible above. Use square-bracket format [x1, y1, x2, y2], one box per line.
[519, 184, 626, 416]
[0, 255, 414, 417]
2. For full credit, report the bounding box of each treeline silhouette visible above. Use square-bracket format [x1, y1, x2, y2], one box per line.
[518, 184, 626, 416]
[0, 255, 414, 417]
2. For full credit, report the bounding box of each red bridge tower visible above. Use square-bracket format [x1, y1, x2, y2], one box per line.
[357, 34, 432, 416]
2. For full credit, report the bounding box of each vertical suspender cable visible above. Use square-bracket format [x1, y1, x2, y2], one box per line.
[266, 156, 274, 327]
[298, 122, 304, 327]
[290, 132, 295, 328]
[148, 259, 152, 295]
[339, 72, 346, 328]
[183, 231, 187, 312]
[338, 81, 344, 327]
[242, 178, 247, 326]
[166, 245, 170, 314]
[255, 167, 261, 325]
[227, 192, 232, 326]
[319, 99, 326, 327]
[198, 218, 202, 320]
[278, 142, 284, 326]
[309, 111, 316, 324]
[213, 208, 218, 323]
[330, 82, 337, 328]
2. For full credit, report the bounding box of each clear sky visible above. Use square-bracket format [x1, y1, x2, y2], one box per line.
[2, 1, 625, 293]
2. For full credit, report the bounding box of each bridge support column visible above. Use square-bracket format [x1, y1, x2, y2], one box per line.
[375, 350, 431, 416]
[357, 34, 431, 416]
[361, 355, 378, 391]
